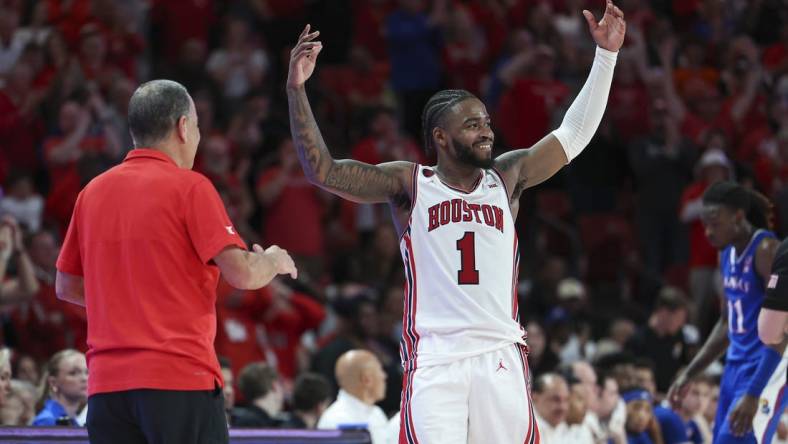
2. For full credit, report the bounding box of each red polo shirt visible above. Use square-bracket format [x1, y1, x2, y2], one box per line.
[56, 149, 247, 396]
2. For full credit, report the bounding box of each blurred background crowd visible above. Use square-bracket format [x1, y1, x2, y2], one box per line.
[0, 0, 786, 442]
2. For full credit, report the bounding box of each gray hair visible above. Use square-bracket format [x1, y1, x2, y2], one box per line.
[128, 79, 191, 147]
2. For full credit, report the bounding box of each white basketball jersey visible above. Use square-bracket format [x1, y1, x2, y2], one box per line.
[399, 165, 526, 371]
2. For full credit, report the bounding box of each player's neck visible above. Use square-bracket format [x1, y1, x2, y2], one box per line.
[434, 161, 482, 192]
[732, 225, 755, 253]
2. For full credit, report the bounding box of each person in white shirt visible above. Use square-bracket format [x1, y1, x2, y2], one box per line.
[317, 350, 388, 444]
[534, 373, 572, 442]
[593, 371, 627, 444]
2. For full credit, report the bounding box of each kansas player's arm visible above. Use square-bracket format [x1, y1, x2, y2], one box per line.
[285, 26, 413, 211]
[728, 236, 786, 437]
[493, 1, 624, 216]
[668, 299, 729, 407]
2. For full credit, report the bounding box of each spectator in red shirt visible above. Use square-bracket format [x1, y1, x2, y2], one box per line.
[441, 6, 488, 96]
[497, 45, 569, 148]
[0, 62, 45, 175]
[679, 146, 733, 334]
[54, 80, 296, 444]
[89, 2, 145, 81]
[12, 228, 87, 363]
[43, 93, 122, 233]
[43, 95, 122, 184]
[215, 278, 274, 383]
[215, 276, 325, 384]
[257, 137, 328, 283]
[352, 0, 395, 61]
[149, 0, 217, 63]
[0, 216, 38, 307]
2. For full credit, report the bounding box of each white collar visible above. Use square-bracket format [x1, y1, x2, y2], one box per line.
[336, 389, 373, 413]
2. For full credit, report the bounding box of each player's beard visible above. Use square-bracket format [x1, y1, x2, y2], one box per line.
[453, 137, 494, 169]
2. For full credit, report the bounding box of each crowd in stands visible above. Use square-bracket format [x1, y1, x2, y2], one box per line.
[0, 0, 786, 442]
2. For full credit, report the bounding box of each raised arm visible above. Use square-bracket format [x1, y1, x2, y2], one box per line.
[286, 25, 413, 205]
[493, 1, 624, 207]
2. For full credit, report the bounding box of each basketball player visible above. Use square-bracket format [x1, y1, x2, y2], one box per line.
[668, 182, 788, 444]
[286, 1, 625, 442]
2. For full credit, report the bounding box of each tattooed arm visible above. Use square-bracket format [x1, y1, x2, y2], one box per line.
[286, 25, 413, 204]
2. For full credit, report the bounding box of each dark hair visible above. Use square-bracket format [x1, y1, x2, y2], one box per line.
[702, 181, 774, 230]
[128, 79, 191, 147]
[557, 362, 580, 386]
[237, 362, 278, 402]
[292, 373, 331, 411]
[421, 89, 476, 154]
[218, 356, 232, 370]
[3, 169, 32, 190]
[632, 357, 655, 373]
[654, 286, 689, 312]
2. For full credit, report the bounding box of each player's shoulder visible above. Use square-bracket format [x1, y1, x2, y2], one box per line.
[380, 160, 417, 177]
[755, 231, 780, 256]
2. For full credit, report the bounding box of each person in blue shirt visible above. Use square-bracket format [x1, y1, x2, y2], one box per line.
[623, 388, 656, 444]
[32, 349, 87, 426]
[669, 181, 788, 444]
[633, 358, 691, 444]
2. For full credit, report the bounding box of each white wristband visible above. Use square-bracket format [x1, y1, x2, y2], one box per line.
[551, 46, 618, 163]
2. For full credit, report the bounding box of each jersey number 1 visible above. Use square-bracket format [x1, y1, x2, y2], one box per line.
[456, 232, 480, 285]
[728, 299, 746, 334]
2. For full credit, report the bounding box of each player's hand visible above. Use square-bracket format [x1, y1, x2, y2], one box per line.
[255, 244, 297, 279]
[728, 394, 759, 437]
[286, 25, 322, 89]
[667, 372, 691, 409]
[583, 0, 626, 52]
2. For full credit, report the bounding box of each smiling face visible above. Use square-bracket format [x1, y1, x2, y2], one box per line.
[435, 98, 494, 169]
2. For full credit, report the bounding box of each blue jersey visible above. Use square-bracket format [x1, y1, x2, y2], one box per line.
[720, 229, 776, 361]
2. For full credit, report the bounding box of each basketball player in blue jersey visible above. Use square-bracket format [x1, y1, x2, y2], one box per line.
[668, 182, 788, 444]
[286, 2, 625, 442]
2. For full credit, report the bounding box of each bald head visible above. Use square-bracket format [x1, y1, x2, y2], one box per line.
[334, 350, 387, 405]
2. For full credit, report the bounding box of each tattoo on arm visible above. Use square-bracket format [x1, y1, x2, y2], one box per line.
[324, 160, 404, 201]
[494, 150, 530, 202]
[287, 86, 408, 203]
[287, 87, 333, 183]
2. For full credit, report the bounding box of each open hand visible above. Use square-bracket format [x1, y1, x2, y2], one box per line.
[255, 244, 297, 279]
[286, 25, 322, 89]
[583, 0, 626, 52]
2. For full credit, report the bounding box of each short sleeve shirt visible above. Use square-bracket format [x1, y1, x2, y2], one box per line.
[57, 149, 246, 395]
[764, 238, 788, 311]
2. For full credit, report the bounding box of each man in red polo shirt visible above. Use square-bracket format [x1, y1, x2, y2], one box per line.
[54, 79, 297, 444]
